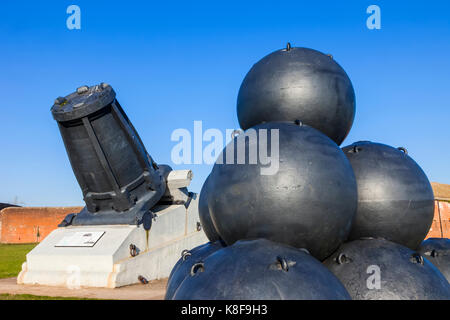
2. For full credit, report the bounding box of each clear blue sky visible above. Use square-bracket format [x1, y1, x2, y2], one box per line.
[0, 1, 449, 206]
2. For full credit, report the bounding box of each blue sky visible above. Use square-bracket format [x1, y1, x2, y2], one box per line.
[0, 1, 449, 206]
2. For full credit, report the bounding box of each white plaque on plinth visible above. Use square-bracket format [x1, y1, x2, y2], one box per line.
[55, 231, 105, 247]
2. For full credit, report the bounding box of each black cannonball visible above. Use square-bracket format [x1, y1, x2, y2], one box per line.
[342, 141, 435, 250]
[418, 238, 450, 282]
[237, 46, 355, 145]
[172, 239, 351, 300]
[165, 241, 225, 300]
[324, 238, 450, 300]
[198, 175, 221, 242]
[208, 122, 357, 261]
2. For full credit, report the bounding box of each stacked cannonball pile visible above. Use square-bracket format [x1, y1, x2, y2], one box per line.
[166, 44, 450, 300]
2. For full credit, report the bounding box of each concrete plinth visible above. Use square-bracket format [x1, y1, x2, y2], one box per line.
[17, 195, 208, 288]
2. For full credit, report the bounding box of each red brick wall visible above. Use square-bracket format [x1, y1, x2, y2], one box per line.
[0, 207, 82, 244]
[426, 200, 450, 239]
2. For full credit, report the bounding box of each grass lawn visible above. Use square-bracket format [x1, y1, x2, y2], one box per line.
[0, 293, 97, 300]
[0, 243, 37, 279]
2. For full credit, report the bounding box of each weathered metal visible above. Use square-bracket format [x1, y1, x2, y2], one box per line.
[418, 238, 450, 282]
[237, 45, 355, 145]
[208, 121, 357, 261]
[51, 83, 166, 227]
[171, 239, 351, 300]
[165, 241, 225, 299]
[198, 175, 222, 242]
[342, 141, 435, 249]
[324, 238, 450, 300]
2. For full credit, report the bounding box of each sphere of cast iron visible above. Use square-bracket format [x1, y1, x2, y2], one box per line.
[172, 239, 351, 300]
[237, 46, 355, 145]
[342, 141, 435, 250]
[324, 238, 450, 300]
[208, 121, 357, 261]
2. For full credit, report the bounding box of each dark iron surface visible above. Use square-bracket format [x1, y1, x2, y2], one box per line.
[172, 239, 351, 300]
[324, 238, 450, 300]
[52, 84, 165, 226]
[165, 241, 226, 299]
[198, 175, 222, 242]
[237, 45, 355, 145]
[342, 141, 434, 249]
[208, 122, 357, 260]
[418, 238, 450, 283]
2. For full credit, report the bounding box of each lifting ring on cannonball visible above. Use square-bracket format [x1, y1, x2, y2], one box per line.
[397, 147, 408, 155]
[276, 256, 289, 272]
[336, 253, 350, 265]
[190, 262, 205, 276]
[411, 253, 424, 265]
[347, 145, 362, 154]
[285, 42, 291, 52]
[181, 249, 192, 261]
[424, 250, 439, 258]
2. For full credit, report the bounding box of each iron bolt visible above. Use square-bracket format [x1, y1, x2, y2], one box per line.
[76, 85, 89, 94]
[54, 96, 66, 105]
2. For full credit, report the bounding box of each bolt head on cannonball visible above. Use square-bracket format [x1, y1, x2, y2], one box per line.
[324, 238, 450, 300]
[237, 46, 355, 145]
[342, 141, 435, 250]
[208, 121, 358, 261]
[172, 239, 351, 300]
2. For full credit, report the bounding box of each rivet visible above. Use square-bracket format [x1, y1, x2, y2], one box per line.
[76, 85, 89, 94]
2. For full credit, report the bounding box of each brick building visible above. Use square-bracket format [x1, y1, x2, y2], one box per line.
[426, 182, 450, 238]
[0, 207, 82, 244]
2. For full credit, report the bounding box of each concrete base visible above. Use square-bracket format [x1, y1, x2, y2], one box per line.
[17, 195, 208, 288]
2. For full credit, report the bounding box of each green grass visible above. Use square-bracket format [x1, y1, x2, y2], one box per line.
[0, 293, 98, 300]
[0, 243, 37, 279]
